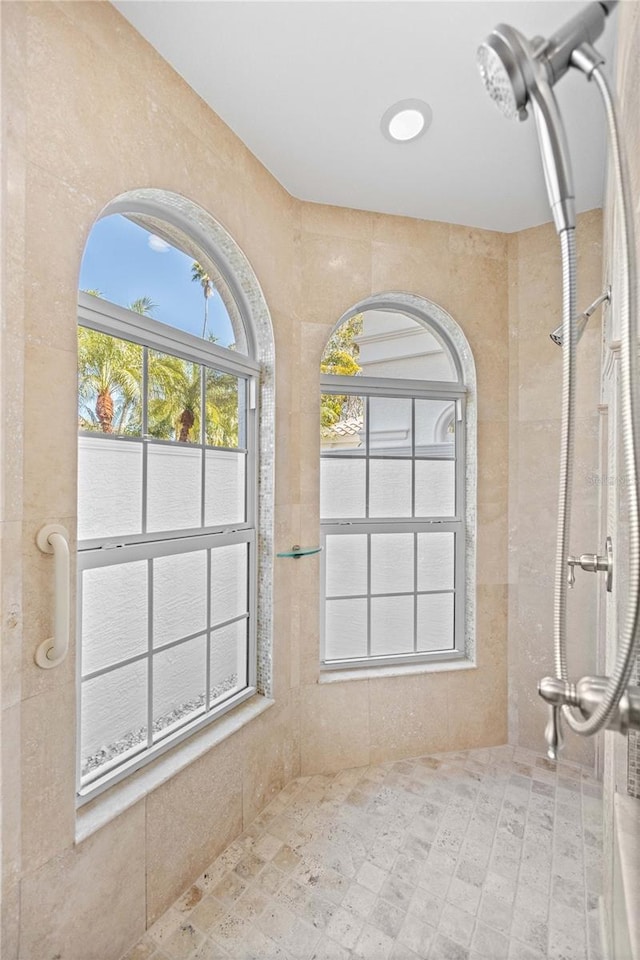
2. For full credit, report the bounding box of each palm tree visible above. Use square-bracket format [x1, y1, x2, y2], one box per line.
[148, 356, 202, 443]
[78, 328, 142, 434]
[129, 296, 157, 316]
[191, 261, 214, 338]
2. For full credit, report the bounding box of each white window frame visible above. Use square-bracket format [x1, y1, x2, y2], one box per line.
[77, 288, 260, 802]
[320, 295, 475, 671]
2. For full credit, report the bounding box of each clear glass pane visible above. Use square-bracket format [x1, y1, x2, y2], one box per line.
[153, 635, 207, 741]
[369, 460, 412, 517]
[148, 352, 201, 443]
[146, 444, 202, 532]
[414, 460, 455, 517]
[204, 450, 245, 526]
[369, 398, 412, 456]
[320, 459, 366, 518]
[80, 660, 147, 779]
[371, 533, 414, 594]
[325, 599, 368, 661]
[326, 310, 458, 382]
[78, 327, 142, 436]
[210, 543, 248, 625]
[79, 214, 247, 351]
[370, 596, 414, 656]
[415, 400, 456, 451]
[417, 594, 455, 651]
[206, 369, 241, 447]
[210, 619, 248, 702]
[320, 395, 365, 451]
[78, 436, 143, 541]
[325, 535, 368, 597]
[82, 561, 148, 676]
[417, 533, 455, 592]
[153, 551, 207, 647]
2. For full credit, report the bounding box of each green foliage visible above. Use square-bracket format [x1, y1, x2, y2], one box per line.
[77, 327, 143, 434]
[320, 313, 363, 429]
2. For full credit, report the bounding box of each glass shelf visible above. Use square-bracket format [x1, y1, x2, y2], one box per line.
[276, 545, 323, 559]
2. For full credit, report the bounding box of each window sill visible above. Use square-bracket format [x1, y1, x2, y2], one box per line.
[319, 657, 476, 684]
[76, 694, 274, 843]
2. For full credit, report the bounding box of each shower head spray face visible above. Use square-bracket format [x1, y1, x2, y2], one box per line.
[476, 26, 531, 121]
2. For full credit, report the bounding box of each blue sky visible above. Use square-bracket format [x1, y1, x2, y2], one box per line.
[79, 214, 235, 347]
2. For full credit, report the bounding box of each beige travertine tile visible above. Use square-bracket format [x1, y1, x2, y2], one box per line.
[302, 202, 374, 243]
[300, 681, 370, 775]
[0, 333, 25, 525]
[242, 698, 295, 827]
[449, 223, 508, 261]
[1, 520, 23, 708]
[368, 672, 450, 764]
[1, 878, 20, 960]
[22, 342, 77, 521]
[476, 500, 508, 586]
[476, 583, 508, 670]
[2, 702, 22, 888]
[447, 667, 507, 749]
[447, 254, 508, 343]
[20, 800, 146, 960]
[473, 337, 509, 423]
[300, 233, 372, 325]
[477, 421, 508, 505]
[371, 212, 449, 251]
[370, 240, 451, 311]
[20, 681, 76, 872]
[146, 733, 243, 924]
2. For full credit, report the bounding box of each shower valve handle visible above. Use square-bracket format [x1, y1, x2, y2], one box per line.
[538, 676, 574, 760]
[566, 537, 613, 591]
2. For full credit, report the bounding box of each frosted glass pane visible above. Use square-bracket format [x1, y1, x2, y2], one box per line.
[417, 533, 455, 591]
[204, 450, 245, 526]
[371, 533, 414, 594]
[325, 535, 367, 597]
[146, 444, 201, 532]
[414, 460, 455, 517]
[369, 460, 412, 517]
[371, 596, 414, 655]
[320, 459, 366, 518]
[415, 400, 456, 452]
[82, 561, 148, 675]
[325, 599, 368, 661]
[417, 594, 454, 651]
[369, 398, 412, 456]
[153, 551, 207, 646]
[81, 660, 147, 778]
[78, 437, 142, 541]
[210, 620, 247, 701]
[153, 634, 207, 740]
[211, 543, 247, 625]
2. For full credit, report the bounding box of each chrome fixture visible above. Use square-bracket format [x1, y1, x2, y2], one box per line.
[550, 287, 611, 346]
[567, 535, 613, 591]
[478, 1, 640, 761]
[539, 676, 640, 756]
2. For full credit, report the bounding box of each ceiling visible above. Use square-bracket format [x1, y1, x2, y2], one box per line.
[113, 1, 616, 233]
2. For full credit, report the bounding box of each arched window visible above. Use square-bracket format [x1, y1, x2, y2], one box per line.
[320, 294, 476, 670]
[76, 192, 273, 800]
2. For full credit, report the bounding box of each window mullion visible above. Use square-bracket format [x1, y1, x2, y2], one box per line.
[147, 557, 154, 750]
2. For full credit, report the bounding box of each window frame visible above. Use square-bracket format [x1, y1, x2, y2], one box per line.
[76, 289, 260, 803]
[320, 302, 473, 672]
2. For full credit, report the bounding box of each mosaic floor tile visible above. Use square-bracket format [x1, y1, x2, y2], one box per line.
[123, 746, 603, 960]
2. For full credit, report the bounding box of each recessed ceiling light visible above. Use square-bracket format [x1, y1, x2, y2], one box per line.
[381, 99, 433, 143]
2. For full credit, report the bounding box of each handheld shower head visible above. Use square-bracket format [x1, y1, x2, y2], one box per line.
[550, 288, 610, 346]
[476, 2, 617, 233]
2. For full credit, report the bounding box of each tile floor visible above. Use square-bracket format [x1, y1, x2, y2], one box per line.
[123, 745, 603, 960]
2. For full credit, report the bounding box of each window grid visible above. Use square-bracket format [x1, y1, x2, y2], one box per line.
[321, 382, 465, 670]
[78, 534, 254, 796]
[77, 297, 259, 803]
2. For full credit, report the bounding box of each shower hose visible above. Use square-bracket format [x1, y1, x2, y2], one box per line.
[554, 64, 639, 738]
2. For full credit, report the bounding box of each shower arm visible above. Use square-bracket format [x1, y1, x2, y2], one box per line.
[538, 44, 640, 751]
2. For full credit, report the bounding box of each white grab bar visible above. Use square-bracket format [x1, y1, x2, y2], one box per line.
[35, 523, 70, 669]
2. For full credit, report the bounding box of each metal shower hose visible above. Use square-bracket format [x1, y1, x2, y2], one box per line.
[554, 65, 640, 736]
